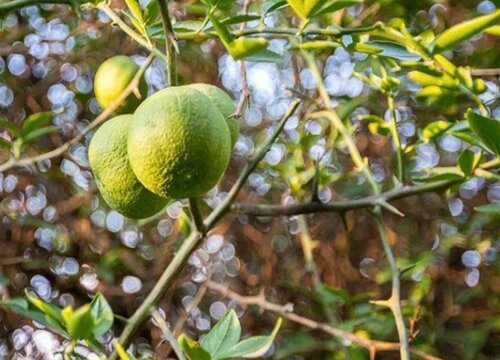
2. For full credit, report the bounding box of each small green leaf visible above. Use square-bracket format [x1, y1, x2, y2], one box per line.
[178, 334, 212, 360]
[144, 0, 159, 24]
[22, 126, 58, 144]
[221, 14, 261, 26]
[89, 293, 114, 338]
[1, 298, 67, 336]
[22, 112, 53, 136]
[466, 109, 500, 156]
[26, 290, 64, 324]
[474, 204, 500, 214]
[114, 341, 139, 360]
[311, 0, 363, 18]
[422, 120, 451, 141]
[124, 0, 144, 23]
[367, 41, 421, 61]
[63, 304, 95, 340]
[263, 0, 288, 14]
[433, 9, 500, 53]
[458, 149, 480, 176]
[218, 318, 282, 359]
[201, 309, 241, 357]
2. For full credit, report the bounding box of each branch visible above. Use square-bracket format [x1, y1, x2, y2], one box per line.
[151, 310, 186, 360]
[109, 229, 203, 360]
[156, 0, 178, 86]
[233, 177, 457, 217]
[96, 3, 168, 63]
[206, 281, 442, 360]
[0, 54, 154, 173]
[204, 99, 301, 228]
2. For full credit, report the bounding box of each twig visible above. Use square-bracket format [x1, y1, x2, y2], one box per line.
[189, 198, 206, 234]
[470, 68, 500, 76]
[387, 95, 404, 182]
[156, 0, 178, 86]
[206, 281, 443, 360]
[173, 280, 209, 336]
[233, 0, 252, 119]
[151, 310, 186, 360]
[0, 54, 154, 173]
[96, 3, 168, 63]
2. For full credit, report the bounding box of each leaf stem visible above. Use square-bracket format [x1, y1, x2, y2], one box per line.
[156, 0, 178, 86]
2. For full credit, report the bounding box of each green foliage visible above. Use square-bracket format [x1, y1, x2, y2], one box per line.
[179, 310, 282, 359]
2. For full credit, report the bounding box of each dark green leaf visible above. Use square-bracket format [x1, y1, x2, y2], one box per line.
[221, 14, 261, 26]
[316, 285, 349, 306]
[312, 0, 363, 18]
[263, 0, 288, 14]
[458, 149, 479, 175]
[22, 112, 53, 136]
[367, 41, 422, 61]
[466, 109, 500, 156]
[474, 204, 500, 214]
[241, 48, 282, 62]
[178, 334, 212, 360]
[144, 0, 159, 24]
[0, 136, 11, 149]
[201, 309, 241, 357]
[89, 293, 114, 338]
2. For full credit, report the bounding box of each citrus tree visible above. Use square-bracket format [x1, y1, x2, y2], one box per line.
[0, 0, 499, 359]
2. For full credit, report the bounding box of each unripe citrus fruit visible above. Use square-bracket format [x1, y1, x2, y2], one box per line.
[94, 56, 147, 114]
[88, 114, 168, 219]
[128, 86, 231, 199]
[187, 83, 240, 148]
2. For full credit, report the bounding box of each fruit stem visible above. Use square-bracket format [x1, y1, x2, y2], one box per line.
[156, 0, 178, 86]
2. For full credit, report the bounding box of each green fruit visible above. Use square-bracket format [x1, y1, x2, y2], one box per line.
[128, 86, 232, 199]
[187, 83, 240, 148]
[88, 114, 168, 219]
[94, 56, 147, 114]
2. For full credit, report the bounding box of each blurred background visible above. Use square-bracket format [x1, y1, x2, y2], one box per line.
[0, 0, 499, 359]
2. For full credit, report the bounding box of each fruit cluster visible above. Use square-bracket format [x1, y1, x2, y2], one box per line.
[89, 56, 239, 219]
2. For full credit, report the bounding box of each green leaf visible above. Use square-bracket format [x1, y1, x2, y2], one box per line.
[178, 334, 212, 360]
[22, 126, 58, 144]
[263, 0, 288, 14]
[144, 0, 159, 24]
[218, 318, 282, 359]
[474, 204, 500, 214]
[316, 285, 349, 306]
[22, 112, 53, 136]
[26, 290, 64, 324]
[466, 109, 500, 156]
[458, 149, 480, 176]
[413, 167, 465, 182]
[0, 298, 67, 336]
[221, 14, 261, 26]
[311, 0, 363, 18]
[89, 293, 114, 338]
[422, 120, 451, 141]
[124, 0, 144, 23]
[366, 41, 421, 61]
[62, 305, 95, 340]
[433, 9, 500, 53]
[201, 309, 241, 357]
[0, 118, 21, 137]
[241, 48, 282, 62]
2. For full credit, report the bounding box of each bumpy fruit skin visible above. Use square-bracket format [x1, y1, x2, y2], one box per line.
[128, 86, 232, 199]
[88, 114, 168, 219]
[94, 56, 147, 114]
[187, 83, 240, 148]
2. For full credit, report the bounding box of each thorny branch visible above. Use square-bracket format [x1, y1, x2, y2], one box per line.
[206, 281, 443, 360]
